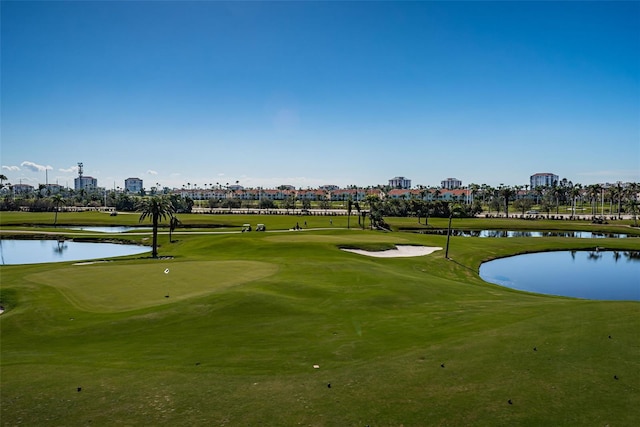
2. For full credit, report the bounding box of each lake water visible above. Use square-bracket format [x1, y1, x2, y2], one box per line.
[422, 230, 634, 238]
[67, 226, 151, 233]
[0, 239, 151, 265]
[479, 250, 640, 301]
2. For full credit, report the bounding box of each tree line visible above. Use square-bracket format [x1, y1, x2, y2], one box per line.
[1, 174, 637, 223]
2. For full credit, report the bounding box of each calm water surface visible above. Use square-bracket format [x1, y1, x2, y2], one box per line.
[422, 230, 634, 238]
[68, 226, 151, 233]
[480, 250, 640, 301]
[0, 239, 150, 265]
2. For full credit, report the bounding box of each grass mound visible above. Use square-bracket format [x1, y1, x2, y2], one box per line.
[26, 260, 278, 312]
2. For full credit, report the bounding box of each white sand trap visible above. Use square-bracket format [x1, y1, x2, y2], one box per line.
[342, 245, 443, 258]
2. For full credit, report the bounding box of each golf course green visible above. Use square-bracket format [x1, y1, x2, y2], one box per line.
[1, 212, 639, 426]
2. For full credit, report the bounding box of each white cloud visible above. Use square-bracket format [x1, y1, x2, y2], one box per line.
[147, 170, 158, 175]
[59, 165, 79, 173]
[20, 161, 52, 172]
[2, 165, 20, 172]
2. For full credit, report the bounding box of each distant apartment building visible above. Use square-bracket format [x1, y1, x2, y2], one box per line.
[41, 184, 65, 195]
[441, 178, 462, 190]
[319, 185, 340, 191]
[530, 173, 559, 188]
[12, 183, 34, 195]
[125, 178, 143, 193]
[74, 176, 97, 191]
[389, 176, 411, 189]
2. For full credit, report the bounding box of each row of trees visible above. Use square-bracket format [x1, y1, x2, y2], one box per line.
[0, 185, 194, 214]
[472, 182, 639, 220]
[1, 173, 638, 222]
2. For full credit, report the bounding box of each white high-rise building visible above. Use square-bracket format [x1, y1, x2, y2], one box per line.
[74, 162, 97, 191]
[530, 173, 559, 188]
[125, 177, 143, 193]
[74, 176, 97, 191]
[388, 176, 411, 189]
[441, 178, 462, 189]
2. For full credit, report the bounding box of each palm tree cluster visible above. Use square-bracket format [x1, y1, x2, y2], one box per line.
[472, 181, 638, 221]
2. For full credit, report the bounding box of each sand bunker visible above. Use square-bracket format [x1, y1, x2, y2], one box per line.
[341, 245, 442, 258]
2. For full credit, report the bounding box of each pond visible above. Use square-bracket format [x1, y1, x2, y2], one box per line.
[421, 230, 634, 238]
[67, 226, 151, 233]
[0, 239, 151, 265]
[479, 250, 640, 301]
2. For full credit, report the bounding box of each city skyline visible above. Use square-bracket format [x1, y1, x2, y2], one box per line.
[2, 2, 639, 189]
[2, 163, 634, 192]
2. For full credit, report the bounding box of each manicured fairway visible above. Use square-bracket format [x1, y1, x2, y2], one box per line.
[1, 213, 639, 426]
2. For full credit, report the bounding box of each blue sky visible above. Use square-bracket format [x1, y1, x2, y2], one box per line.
[2, 1, 638, 190]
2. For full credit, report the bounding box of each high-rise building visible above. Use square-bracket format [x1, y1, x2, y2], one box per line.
[530, 173, 559, 188]
[389, 176, 411, 189]
[74, 162, 97, 191]
[125, 178, 143, 193]
[441, 178, 462, 189]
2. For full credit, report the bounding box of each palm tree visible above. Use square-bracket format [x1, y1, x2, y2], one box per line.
[587, 184, 602, 216]
[0, 174, 7, 189]
[498, 185, 515, 217]
[569, 183, 582, 218]
[616, 182, 623, 219]
[169, 216, 181, 243]
[624, 183, 639, 226]
[138, 196, 175, 258]
[552, 185, 564, 215]
[51, 194, 66, 225]
[468, 183, 480, 206]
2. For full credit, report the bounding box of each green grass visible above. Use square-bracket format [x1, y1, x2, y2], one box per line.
[1, 213, 639, 426]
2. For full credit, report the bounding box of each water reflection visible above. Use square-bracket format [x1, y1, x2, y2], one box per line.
[53, 239, 68, 255]
[420, 229, 633, 238]
[480, 250, 640, 301]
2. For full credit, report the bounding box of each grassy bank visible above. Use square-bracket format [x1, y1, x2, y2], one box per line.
[1, 213, 639, 425]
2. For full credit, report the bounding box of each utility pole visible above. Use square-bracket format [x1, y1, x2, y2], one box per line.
[445, 212, 453, 259]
